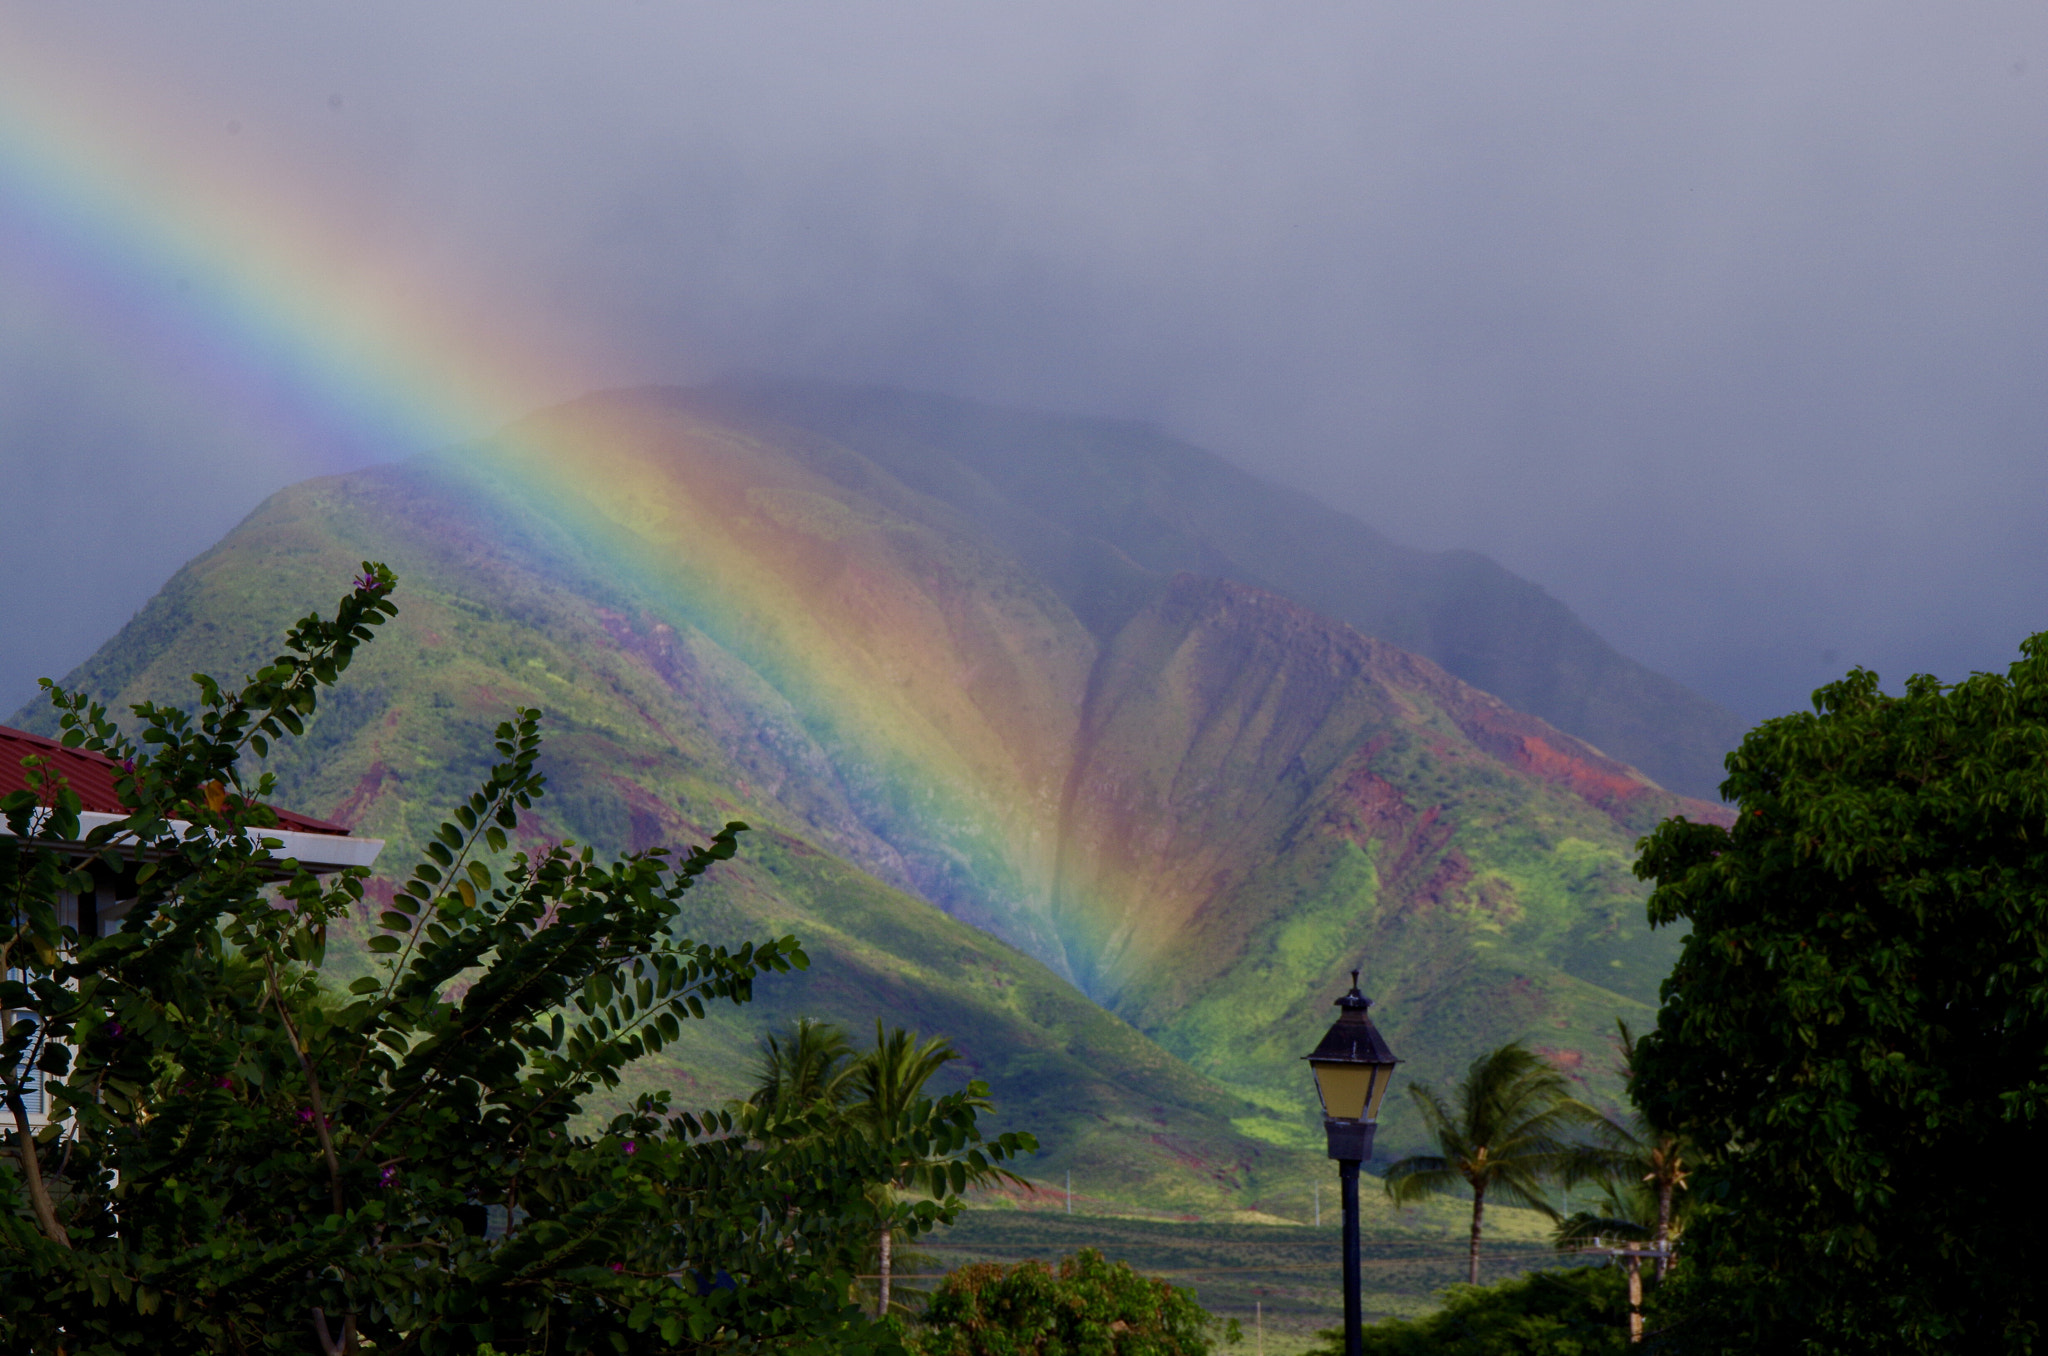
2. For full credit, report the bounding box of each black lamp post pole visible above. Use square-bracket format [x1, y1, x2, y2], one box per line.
[1307, 972, 1397, 1356]
[1338, 1142, 1366, 1356]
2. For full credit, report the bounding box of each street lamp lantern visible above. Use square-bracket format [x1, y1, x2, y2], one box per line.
[1306, 972, 1401, 1151]
[1306, 970, 1400, 1356]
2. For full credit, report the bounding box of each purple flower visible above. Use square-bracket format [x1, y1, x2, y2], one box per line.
[216, 1076, 234, 1089]
[121, 759, 135, 774]
[610, 1263, 625, 1274]
[298, 1109, 316, 1124]
[105, 1022, 123, 1038]
[379, 1166, 398, 1188]
[622, 1140, 638, 1157]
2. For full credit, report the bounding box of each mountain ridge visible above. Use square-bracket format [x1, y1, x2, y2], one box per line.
[669, 380, 1744, 800]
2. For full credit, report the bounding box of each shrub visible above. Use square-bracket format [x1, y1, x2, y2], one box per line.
[1312, 1266, 1627, 1356]
[914, 1247, 1233, 1356]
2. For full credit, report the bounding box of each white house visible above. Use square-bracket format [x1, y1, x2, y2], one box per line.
[2, 724, 383, 1128]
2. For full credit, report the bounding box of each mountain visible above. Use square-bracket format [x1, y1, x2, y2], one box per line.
[15, 384, 1731, 1205]
[677, 382, 1745, 801]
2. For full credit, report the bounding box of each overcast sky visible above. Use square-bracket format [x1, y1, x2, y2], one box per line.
[3, 2, 2045, 731]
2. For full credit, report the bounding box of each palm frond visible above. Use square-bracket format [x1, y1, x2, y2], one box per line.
[750, 1016, 857, 1113]
[1382, 1157, 1462, 1205]
[852, 1021, 964, 1128]
[1404, 1085, 1474, 1163]
[1479, 1166, 1565, 1220]
[1557, 1141, 1641, 1189]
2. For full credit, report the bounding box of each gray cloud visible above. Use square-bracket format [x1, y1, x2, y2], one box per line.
[3, 1, 2045, 726]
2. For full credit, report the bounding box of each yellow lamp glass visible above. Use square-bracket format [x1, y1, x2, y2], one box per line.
[1311, 1060, 1394, 1123]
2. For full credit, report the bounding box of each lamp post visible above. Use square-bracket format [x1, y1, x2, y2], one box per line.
[1305, 971, 1400, 1356]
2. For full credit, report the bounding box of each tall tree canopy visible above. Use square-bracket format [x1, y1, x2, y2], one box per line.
[0, 567, 1031, 1355]
[750, 1017, 861, 1115]
[1632, 651, 2048, 1352]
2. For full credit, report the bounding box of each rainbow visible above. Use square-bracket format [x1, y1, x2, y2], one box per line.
[0, 29, 595, 476]
[0, 33, 1085, 975]
[0, 36, 1698, 1113]
[424, 392, 1090, 973]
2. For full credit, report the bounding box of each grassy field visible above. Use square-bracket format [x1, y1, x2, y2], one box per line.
[897, 1198, 1583, 1355]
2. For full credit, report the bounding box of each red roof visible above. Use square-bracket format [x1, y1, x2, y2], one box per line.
[0, 725, 352, 836]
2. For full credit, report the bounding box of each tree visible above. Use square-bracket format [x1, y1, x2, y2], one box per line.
[1552, 1023, 1691, 1340]
[1631, 653, 2048, 1352]
[851, 1022, 975, 1320]
[1310, 1266, 1628, 1356]
[742, 1018, 1011, 1321]
[1551, 1177, 1662, 1347]
[913, 1247, 1234, 1356]
[1383, 1042, 1597, 1284]
[0, 565, 1033, 1354]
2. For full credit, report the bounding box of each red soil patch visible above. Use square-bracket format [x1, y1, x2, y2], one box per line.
[327, 761, 390, 831]
[1534, 1046, 1586, 1072]
[1322, 758, 1472, 917]
[1509, 733, 1651, 805]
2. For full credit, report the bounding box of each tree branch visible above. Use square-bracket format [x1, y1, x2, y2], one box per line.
[266, 959, 345, 1219]
[310, 1307, 357, 1356]
[6, 1087, 69, 1249]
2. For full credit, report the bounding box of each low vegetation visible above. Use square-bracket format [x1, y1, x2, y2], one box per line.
[912, 1247, 1236, 1356]
[1315, 1267, 1629, 1356]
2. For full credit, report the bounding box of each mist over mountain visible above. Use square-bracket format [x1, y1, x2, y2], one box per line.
[15, 383, 1731, 1204]
[681, 381, 1747, 800]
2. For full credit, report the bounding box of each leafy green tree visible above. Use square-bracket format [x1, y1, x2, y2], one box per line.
[0, 566, 1032, 1354]
[913, 1247, 1234, 1356]
[1310, 1266, 1627, 1356]
[1630, 653, 2048, 1353]
[1383, 1042, 1597, 1284]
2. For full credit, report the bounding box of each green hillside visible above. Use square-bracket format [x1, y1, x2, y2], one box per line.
[15, 387, 1722, 1201]
[1054, 574, 1699, 1133]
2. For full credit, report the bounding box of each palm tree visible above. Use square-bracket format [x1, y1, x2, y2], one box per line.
[745, 1018, 1024, 1319]
[1558, 1023, 1689, 1278]
[747, 1017, 857, 1117]
[1384, 1041, 1600, 1284]
[848, 1022, 971, 1320]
